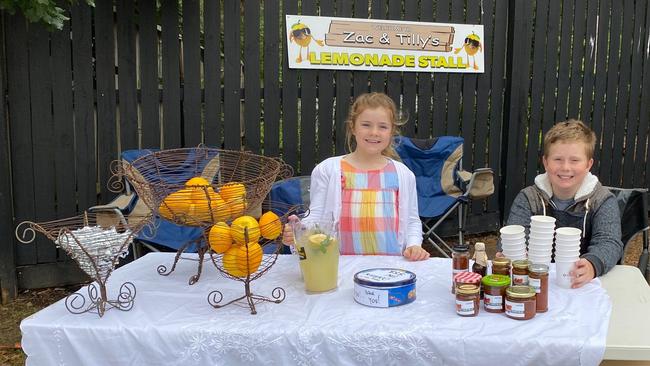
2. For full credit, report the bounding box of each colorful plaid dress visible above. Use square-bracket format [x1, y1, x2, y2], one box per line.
[339, 159, 401, 255]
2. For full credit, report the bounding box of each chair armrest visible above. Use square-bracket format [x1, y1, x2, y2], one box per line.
[460, 168, 494, 199]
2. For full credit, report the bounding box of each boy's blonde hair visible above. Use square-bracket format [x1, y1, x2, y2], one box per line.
[543, 119, 596, 159]
[345, 92, 405, 160]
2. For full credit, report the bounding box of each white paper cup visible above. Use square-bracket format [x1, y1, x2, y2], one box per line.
[555, 227, 582, 237]
[530, 215, 556, 228]
[501, 242, 526, 250]
[501, 237, 526, 245]
[503, 249, 527, 258]
[555, 253, 579, 262]
[500, 225, 525, 236]
[528, 231, 554, 239]
[555, 248, 580, 256]
[528, 256, 551, 265]
[555, 238, 580, 247]
[528, 248, 552, 256]
[555, 261, 577, 288]
[528, 239, 554, 248]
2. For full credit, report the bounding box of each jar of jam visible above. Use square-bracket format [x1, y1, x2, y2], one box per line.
[455, 284, 480, 317]
[451, 244, 470, 293]
[505, 285, 537, 320]
[491, 257, 511, 277]
[454, 271, 482, 295]
[528, 263, 549, 313]
[511, 259, 531, 285]
[481, 274, 511, 313]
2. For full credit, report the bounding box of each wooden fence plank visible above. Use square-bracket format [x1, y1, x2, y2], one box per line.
[599, 0, 623, 185]
[554, 0, 573, 121]
[525, 0, 549, 185]
[334, 0, 354, 156]
[223, 0, 242, 150]
[299, 0, 317, 172]
[417, 0, 433, 139]
[282, 0, 299, 171]
[385, 0, 402, 118]
[0, 13, 17, 300]
[541, 0, 561, 135]
[95, 0, 117, 203]
[401, 0, 417, 138]
[28, 23, 57, 263]
[487, 0, 508, 213]
[263, 0, 281, 156]
[445, 1, 464, 136]
[71, 3, 96, 210]
[461, 0, 480, 175]
[580, 0, 599, 126]
[204, 0, 223, 147]
[244, 0, 261, 153]
[611, 0, 635, 186]
[432, 0, 450, 137]
[139, 0, 160, 149]
[591, 0, 611, 172]
[353, 0, 370, 97]
[182, 0, 203, 147]
[568, 0, 587, 119]
[636, 1, 650, 186]
[369, 0, 386, 92]
[318, 0, 335, 162]
[162, 0, 182, 148]
[117, 0, 138, 151]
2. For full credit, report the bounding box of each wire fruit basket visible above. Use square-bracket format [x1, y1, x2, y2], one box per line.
[114, 147, 292, 284]
[15, 211, 152, 317]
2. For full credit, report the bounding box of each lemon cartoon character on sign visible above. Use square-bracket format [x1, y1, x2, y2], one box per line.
[289, 20, 324, 63]
[454, 32, 482, 70]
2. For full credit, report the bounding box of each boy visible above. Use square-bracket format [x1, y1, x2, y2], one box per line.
[499, 119, 623, 288]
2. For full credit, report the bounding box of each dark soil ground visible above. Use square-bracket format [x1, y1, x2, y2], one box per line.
[1, 233, 646, 366]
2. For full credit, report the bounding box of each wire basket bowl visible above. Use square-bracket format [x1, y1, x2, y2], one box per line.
[206, 201, 305, 314]
[15, 211, 152, 317]
[117, 147, 292, 227]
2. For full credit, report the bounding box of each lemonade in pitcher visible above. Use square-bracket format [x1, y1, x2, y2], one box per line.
[293, 222, 340, 293]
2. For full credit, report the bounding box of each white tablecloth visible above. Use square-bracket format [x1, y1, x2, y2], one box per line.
[21, 253, 611, 365]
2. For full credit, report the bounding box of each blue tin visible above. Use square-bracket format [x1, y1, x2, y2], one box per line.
[353, 268, 417, 307]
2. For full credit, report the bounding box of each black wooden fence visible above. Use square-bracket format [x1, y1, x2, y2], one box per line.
[1, 0, 649, 300]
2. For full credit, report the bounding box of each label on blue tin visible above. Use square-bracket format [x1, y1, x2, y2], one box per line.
[354, 286, 390, 307]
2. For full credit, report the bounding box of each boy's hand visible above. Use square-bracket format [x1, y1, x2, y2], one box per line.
[495, 251, 505, 258]
[403, 246, 430, 261]
[570, 258, 595, 288]
[281, 215, 300, 246]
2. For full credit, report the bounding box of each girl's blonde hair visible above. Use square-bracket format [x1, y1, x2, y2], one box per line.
[345, 92, 406, 160]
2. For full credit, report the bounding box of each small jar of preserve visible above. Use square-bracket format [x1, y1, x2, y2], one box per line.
[528, 263, 549, 313]
[511, 259, 531, 285]
[505, 285, 537, 320]
[481, 274, 511, 313]
[451, 244, 470, 293]
[454, 271, 482, 295]
[492, 257, 511, 277]
[455, 284, 480, 317]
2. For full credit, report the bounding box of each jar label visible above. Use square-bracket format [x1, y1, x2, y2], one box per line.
[529, 277, 541, 293]
[512, 274, 529, 285]
[484, 294, 503, 310]
[505, 299, 525, 318]
[455, 299, 476, 316]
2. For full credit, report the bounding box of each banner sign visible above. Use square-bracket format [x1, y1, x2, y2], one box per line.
[286, 15, 485, 73]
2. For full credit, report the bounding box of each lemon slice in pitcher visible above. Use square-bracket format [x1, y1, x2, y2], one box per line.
[308, 233, 328, 248]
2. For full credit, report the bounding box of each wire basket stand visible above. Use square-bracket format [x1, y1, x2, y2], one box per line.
[207, 202, 304, 314]
[114, 146, 292, 285]
[15, 211, 152, 317]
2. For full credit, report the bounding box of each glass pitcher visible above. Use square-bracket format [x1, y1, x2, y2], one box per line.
[292, 218, 340, 293]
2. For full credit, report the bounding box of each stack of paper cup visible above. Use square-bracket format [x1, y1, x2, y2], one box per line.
[527, 215, 556, 265]
[500, 225, 527, 260]
[554, 227, 582, 288]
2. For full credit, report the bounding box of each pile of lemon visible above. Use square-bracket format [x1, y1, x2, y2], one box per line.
[208, 211, 283, 277]
[158, 177, 247, 225]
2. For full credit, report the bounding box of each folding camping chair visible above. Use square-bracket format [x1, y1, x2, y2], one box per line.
[395, 136, 495, 258]
[608, 187, 649, 282]
[89, 149, 212, 259]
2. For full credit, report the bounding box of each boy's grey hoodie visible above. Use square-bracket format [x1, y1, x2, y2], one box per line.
[501, 172, 623, 277]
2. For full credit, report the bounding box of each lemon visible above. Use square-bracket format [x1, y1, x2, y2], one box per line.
[258, 211, 282, 240]
[209, 222, 232, 253]
[219, 182, 246, 202]
[230, 215, 261, 245]
[223, 246, 247, 277]
[185, 176, 210, 187]
[308, 233, 328, 247]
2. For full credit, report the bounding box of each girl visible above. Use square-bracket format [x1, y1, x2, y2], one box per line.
[284, 92, 429, 261]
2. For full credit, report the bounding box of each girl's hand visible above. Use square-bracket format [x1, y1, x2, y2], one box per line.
[570, 258, 595, 288]
[495, 251, 505, 258]
[281, 215, 300, 246]
[403, 246, 430, 261]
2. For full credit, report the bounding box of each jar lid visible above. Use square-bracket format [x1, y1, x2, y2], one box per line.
[482, 274, 511, 287]
[453, 244, 469, 253]
[456, 284, 479, 295]
[454, 271, 482, 284]
[492, 257, 511, 266]
[506, 285, 536, 299]
[354, 268, 416, 287]
[512, 259, 531, 269]
[528, 263, 549, 273]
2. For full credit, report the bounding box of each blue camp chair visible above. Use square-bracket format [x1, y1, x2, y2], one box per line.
[89, 149, 212, 257]
[395, 136, 495, 257]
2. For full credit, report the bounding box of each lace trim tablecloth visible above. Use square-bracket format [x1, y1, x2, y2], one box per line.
[21, 253, 611, 366]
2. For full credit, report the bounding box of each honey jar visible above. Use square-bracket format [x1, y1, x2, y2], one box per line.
[455, 284, 480, 317]
[505, 285, 537, 320]
[511, 259, 531, 285]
